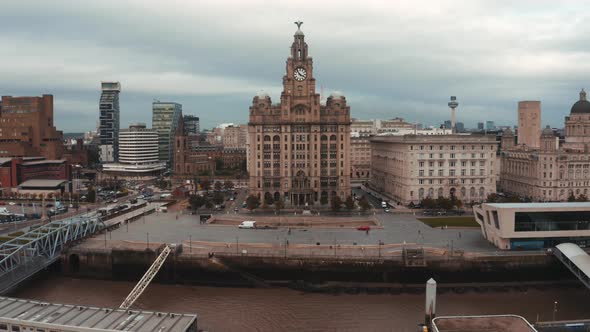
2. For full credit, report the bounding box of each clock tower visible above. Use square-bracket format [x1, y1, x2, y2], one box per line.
[248, 22, 351, 207]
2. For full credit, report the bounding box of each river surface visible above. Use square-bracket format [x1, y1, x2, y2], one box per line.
[12, 276, 590, 332]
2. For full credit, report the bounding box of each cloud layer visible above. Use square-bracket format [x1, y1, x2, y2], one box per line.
[1, 0, 588, 131]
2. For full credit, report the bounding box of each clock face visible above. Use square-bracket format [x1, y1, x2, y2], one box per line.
[294, 67, 307, 81]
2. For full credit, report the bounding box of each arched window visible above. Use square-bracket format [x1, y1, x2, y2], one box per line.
[418, 188, 424, 199]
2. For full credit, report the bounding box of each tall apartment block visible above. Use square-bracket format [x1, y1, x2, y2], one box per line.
[98, 82, 121, 162]
[152, 101, 182, 167]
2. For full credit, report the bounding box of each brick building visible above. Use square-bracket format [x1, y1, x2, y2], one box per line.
[0, 95, 63, 159]
[0, 157, 71, 194]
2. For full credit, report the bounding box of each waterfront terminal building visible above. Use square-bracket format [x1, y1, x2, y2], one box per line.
[474, 202, 590, 250]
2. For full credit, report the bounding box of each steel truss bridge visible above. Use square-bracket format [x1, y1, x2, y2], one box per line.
[0, 215, 105, 294]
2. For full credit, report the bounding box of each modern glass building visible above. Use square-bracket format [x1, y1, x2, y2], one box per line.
[474, 202, 590, 250]
[98, 82, 121, 162]
[152, 101, 182, 167]
[183, 115, 200, 135]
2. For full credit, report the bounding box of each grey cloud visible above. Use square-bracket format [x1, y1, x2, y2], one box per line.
[0, 0, 587, 131]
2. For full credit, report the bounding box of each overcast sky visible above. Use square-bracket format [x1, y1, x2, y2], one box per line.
[1, 0, 588, 132]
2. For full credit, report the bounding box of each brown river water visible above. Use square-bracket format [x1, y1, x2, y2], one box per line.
[11, 276, 590, 332]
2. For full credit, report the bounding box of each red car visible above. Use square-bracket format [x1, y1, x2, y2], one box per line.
[357, 225, 371, 231]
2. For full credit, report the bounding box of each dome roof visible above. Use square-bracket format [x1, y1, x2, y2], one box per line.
[256, 91, 270, 99]
[502, 127, 514, 136]
[329, 91, 344, 99]
[541, 125, 554, 136]
[571, 89, 590, 114]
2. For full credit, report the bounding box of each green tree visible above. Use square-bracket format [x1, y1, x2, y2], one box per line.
[224, 181, 234, 190]
[421, 197, 436, 209]
[344, 196, 356, 211]
[320, 195, 329, 205]
[212, 192, 224, 205]
[274, 197, 285, 214]
[568, 192, 577, 202]
[358, 196, 371, 211]
[436, 197, 453, 211]
[246, 195, 260, 212]
[215, 157, 224, 170]
[577, 194, 588, 202]
[201, 179, 211, 192]
[214, 181, 223, 192]
[486, 193, 498, 203]
[189, 194, 207, 212]
[86, 187, 96, 203]
[264, 195, 274, 207]
[331, 195, 342, 212]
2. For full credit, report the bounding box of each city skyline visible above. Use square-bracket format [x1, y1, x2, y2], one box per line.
[1, 1, 588, 132]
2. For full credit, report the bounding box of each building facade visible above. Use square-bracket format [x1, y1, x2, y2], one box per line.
[102, 123, 165, 178]
[370, 134, 497, 205]
[152, 101, 182, 167]
[223, 124, 248, 149]
[0, 94, 63, 159]
[500, 90, 590, 201]
[350, 134, 371, 182]
[248, 23, 351, 206]
[98, 82, 121, 162]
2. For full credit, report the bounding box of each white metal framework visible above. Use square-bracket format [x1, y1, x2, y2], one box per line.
[0, 215, 104, 293]
[554, 242, 590, 289]
[120, 245, 171, 310]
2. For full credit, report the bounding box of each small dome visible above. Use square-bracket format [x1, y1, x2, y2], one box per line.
[571, 88, 590, 114]
[503, 128, 514, 136]
[541, 125, 554, 136]
[256, 91, 270, 99]
[295, 29, 304, 36]
[329, 91, 344, 99]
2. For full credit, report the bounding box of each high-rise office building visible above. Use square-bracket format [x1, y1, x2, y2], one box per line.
[443, 120, 452, 129]
[0, 94, 63, 159]
[485, 121, 496, 131]
[456, 122, 465, 132]
[477, 122, 484, 130]
[183, 115, 200, 135]
[98, 82, 121, 162]
[248, 22, 351, 206]
[152, 101, 182, 167]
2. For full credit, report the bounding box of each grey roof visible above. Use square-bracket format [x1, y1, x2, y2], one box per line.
[571, 88, 590, 114]
[484, 202, 590, 209]
[0, 296, 197, 331]
[0, 158, 12, 166]
[556, 243, 590, 279]
[18, 179, 67, 188]
[541, 125, 554, 136]
[22, 159, 66, 166]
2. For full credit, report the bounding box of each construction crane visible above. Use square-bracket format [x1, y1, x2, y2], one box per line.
[119, 245, 171, 310]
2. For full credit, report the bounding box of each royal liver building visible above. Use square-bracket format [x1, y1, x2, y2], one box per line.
[248, 22, 351, 206]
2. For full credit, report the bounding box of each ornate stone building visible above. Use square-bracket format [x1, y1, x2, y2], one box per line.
[500, 89, 590, 201]
[370, 134, 497, 205]
[248, 23, 351, 206]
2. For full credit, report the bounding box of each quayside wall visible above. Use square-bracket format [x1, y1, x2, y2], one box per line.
[60, 245, 573, 287]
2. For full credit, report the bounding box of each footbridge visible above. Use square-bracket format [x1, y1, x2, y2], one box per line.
[553, 243, 590, 289]
[0, 214, 104, 294]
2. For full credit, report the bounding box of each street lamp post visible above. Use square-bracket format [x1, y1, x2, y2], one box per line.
[147, 232, 150, 250]
[553, 301, 558, 321]
[378, 240, 382, 259]
[189, 235, 192, 254]
[236, 236, 239, 254]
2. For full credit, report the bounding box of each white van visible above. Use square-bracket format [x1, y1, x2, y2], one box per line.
[239, 221, 256, 229]
[381, 201, 387, 208]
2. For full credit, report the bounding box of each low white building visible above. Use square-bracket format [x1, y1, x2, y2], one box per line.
[474, 202, 590, 250]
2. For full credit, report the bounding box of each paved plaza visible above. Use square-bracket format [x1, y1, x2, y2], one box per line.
[94, 208, 497, 253]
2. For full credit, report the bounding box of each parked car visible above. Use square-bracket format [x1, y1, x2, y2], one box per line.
[357, 225, 371, 231]
[239, 221, 256, 229]
[8, 202, 16, 206]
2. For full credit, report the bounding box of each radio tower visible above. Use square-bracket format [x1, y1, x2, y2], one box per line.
[448, 96, 459, 134]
